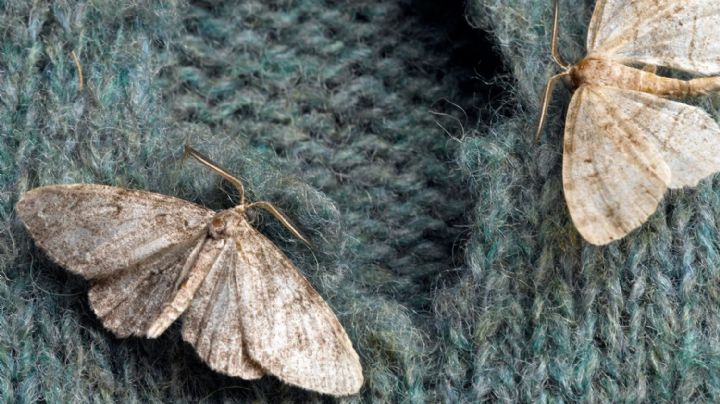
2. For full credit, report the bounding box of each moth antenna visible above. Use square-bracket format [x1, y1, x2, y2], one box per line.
[535, 71, 570, 143]
[550, 0, 569, 69]
[184, 145, 246, 205]
[246, 201, 313, 248]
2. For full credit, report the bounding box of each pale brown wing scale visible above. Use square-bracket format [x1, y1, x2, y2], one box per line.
[563, 86, 671, 245]
[564, 84, 720, 244]
[611, 89, 720, 189]
[89, 234, 206, 337]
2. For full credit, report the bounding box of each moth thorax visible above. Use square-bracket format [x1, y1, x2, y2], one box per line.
[569, 57, 611, 89]
[570, 57, 644, 92]
[208, 210, 246, 239]
[569, 58, 593, 89]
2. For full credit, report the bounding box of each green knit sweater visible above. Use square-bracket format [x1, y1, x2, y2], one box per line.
[3, 0, 719, 401]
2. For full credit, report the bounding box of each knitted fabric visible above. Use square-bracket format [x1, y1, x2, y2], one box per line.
[3, 0, 720, 402]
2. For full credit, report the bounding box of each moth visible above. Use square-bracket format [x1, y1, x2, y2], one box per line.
[15, 146, 363, 396]
[537, 0, 720, 245]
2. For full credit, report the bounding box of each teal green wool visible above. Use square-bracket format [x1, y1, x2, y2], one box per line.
[4, 0, 720, 401]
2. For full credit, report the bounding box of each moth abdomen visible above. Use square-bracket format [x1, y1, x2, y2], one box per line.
[571, 56, 719, 98]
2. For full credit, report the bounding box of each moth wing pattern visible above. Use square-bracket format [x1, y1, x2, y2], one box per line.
[16, 184, 214, 279]
[586, 0, 720, 74]
[181, 237, 265, 380]
[89, 234, 206, 337]
[563, 85, 671, 245]
[16, 184, 216, 337]
[610, 88, 720, 189]
[233, 219, 363, 396]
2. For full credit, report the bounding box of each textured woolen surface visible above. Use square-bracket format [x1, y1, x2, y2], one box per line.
[3, 0, 720, 402]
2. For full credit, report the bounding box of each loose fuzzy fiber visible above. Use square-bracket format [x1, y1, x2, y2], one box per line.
[4, 0, 720, 402]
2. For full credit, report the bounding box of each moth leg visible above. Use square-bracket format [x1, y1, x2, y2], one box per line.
[535, 0, 571, 143]
[245, 201, 313, 247]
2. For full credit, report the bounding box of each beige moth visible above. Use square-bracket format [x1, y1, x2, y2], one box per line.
[15, 146, 363, 396]
[537, 0, 720, 245]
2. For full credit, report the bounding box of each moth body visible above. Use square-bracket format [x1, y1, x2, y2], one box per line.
[208, 208, 250, 240]
[570, 56, 720, 98]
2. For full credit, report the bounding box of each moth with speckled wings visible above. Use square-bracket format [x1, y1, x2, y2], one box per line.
[537, 0, 720, 245]
[16, 146, 363, 396]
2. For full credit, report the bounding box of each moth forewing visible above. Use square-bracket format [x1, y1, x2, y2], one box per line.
[146, 236, 220, 339]
[586, 0, 720, 75]
[15, 184, 214, 280]
[234, 217, 364, 396]
[88, 233, 209, 337]
[179, 233, 266, 380]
